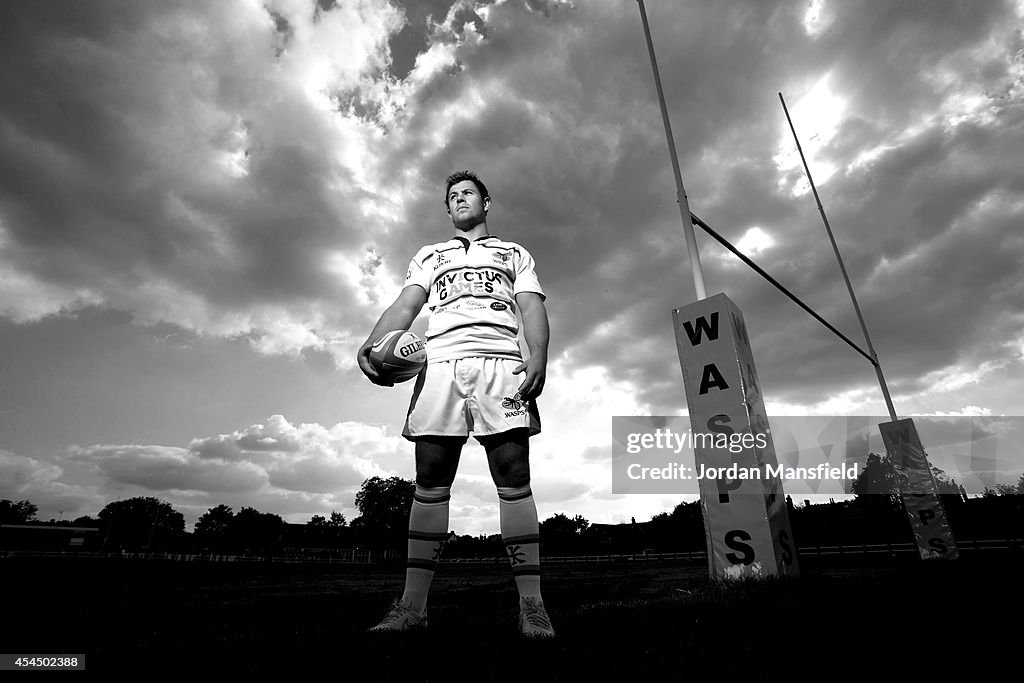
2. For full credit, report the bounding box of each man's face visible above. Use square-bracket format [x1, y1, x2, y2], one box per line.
[446, 180, 489, 230]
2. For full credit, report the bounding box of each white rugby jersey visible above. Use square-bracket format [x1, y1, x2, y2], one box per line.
[404, 235, 545, 363]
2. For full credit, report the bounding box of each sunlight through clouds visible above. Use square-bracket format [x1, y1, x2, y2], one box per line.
[802, 0, 832, 37]
[774, 72, 846, 196]
[735, 226, 775, 256]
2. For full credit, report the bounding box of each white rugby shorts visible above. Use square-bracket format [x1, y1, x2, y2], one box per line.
[402, 357, 541, 441]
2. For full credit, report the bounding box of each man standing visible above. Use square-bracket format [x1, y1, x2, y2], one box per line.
[356, 170, 555, 639]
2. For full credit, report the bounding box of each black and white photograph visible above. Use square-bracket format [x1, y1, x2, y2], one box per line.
[2, 0, 1022, 677]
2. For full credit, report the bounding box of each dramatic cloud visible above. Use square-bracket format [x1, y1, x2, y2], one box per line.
[0, 449, 99, 518]
[2, 0, 1024, 530]
[0, 0, 409, 365]
[68, 416, 406, 517]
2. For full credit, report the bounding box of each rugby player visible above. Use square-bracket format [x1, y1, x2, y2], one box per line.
[357, 170, 555, 639]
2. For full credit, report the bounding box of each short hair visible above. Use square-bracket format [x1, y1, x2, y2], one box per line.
[444, 170, 489, 208]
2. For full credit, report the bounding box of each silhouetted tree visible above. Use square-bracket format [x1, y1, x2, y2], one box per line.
[227, 507, 284, 552]
[645, 510, 683, 551]
[541, 512, 589, 536]
[930, 465, 961, 495]
[851, 452, 905, 539]
[0, 499, 38, 523]
[638, 507, 704, 548]
[852, 453, 898, 497]
[667, 500, 704, 549]
[445, 532, 503, 559]
[98, 497, 185, 550]
[995, 474, 1024, 496]
[540, 513, 590, 551]
[195, 505, 234, 548]
[302, 511, 350, 547]
[350, 476, 415, 547]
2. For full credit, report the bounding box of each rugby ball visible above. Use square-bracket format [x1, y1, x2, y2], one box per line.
[369, 330, 426, 384]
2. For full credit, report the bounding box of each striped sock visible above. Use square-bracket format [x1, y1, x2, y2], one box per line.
[401, 484, 451, 614]
[498, 484, 542, 600]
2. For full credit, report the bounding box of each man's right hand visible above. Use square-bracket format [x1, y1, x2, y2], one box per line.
[357, 341, 394, 387]
[356, 285, 427, 387]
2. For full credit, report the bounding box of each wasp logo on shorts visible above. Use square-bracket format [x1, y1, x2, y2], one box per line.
[502, 392, 527, 417]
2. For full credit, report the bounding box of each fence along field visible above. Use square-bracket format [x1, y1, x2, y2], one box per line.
[2, 536, 1020, 563]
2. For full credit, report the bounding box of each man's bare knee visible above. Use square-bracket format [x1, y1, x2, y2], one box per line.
[480, 430, 531, 488]
[491, 463, 530, 488]
[415, 436, 465, 488]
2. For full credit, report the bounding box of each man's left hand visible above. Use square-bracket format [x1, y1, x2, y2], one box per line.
[512, 354, 546, 402]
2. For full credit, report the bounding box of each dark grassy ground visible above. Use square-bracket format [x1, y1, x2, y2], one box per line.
[1, 555, 1018, 678]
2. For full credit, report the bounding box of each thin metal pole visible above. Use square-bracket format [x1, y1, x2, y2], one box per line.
[779, 92, 898, 422]
[637, 0, 707, 301]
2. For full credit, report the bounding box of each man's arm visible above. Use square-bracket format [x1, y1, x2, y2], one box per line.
[357, 285, 428, 386]
[513, 291, 549, 401]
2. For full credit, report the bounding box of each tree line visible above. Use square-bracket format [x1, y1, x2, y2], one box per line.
[2, 457, 1021, 554]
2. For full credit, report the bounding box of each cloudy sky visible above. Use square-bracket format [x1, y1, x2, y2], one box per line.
[2, 0, 1023, 534]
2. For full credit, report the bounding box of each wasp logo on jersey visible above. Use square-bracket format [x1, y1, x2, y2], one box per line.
[492, 250, 512, 264]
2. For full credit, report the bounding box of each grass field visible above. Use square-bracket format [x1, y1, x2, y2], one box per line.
[2, 555, 1018, 678]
